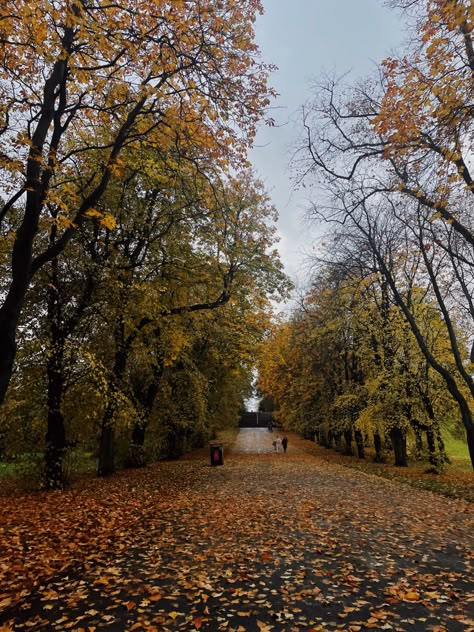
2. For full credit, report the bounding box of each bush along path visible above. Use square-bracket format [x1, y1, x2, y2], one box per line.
[0, 430, 473, 631]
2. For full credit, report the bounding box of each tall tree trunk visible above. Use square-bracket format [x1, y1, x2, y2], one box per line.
[435, 425, 450, 464]
[166, 428, 183, 459]
[466, 427, 474, 470]
[413, 424, 424, 459]
[373, 431, 383, 462]
[343, 429, 353, 456]
[318, 429, 328, 447]
[354, 429, 365, 459]
[420, 392, 449, 465]
[390, 427, 407, 467]
[131, 422, 146, 447]
[456, 405, 474, 468]
[126, 419, 147, 468]
[97, 343, 128, 477]
[44, 256, 68, 489]
[128, 358, 164, 467]
[98, 417, 115, 477]
[425, 427, 437, 467]
[0, 46, 75, 405]
[41, 242, 96, 487]
[44, 258, 95, 487]
[327, 430, 334, 448]
[45, 342, 66, 489]
[0, 311, 19, 406]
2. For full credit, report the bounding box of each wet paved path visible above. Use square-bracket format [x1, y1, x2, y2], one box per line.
[1, 430, 473, 631]
[229, 428, 287, 453]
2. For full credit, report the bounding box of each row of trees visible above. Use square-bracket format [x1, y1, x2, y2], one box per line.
[259, 0, 474, 470]
[0, 1, 290, 488]
[258, 261, 460, 469]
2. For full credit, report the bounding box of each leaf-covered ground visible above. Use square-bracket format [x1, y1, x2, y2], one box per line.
[0, 430, 473, 631]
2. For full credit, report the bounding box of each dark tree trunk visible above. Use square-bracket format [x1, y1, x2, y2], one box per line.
[467, 428, 474, 470]
[98, 420, 115, 477]
[413, 424, 424, 459]
[420, 392, 450, 465]
[435, 425, 450, 464]
[44, 257, 67, 489]
[426, 427, 437, 466]
[126, 421, 147, 468]
[131, 422, 146, 447]
[44, 258, 96, 487]
[373, 431, 383, 462]
[97, 371, 121, 477]
[128, 358, 164, 468]
[343, 429, 353, 456]
[327, 430, 334, 448]
[318, 429, 328, 447]
[390, 427, 407, 467]
[0, 46, 76, 405]
[0, 312, 18, 406]
[166, 429, 183, 460]
[44, 343, 66, 489]
[456, 404, 474, 469]
[354, 429, 365, 459]
[97, 318, 129, 476]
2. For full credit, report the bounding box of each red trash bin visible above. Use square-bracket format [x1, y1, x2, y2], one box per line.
[209, 441, 223, 466]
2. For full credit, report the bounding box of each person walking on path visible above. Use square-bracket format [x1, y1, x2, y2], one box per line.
[281, 435, 288, 453]
[275, 435, 281, 452]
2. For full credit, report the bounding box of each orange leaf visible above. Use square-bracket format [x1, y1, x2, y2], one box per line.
[148, 594, 162, 602]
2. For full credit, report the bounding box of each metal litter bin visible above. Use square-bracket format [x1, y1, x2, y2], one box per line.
[209, 441, 223, 466]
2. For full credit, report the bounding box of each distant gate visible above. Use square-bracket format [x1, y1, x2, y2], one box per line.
[239, 412, 273, 428]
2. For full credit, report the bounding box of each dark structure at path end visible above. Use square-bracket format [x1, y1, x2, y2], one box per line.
[239, 412, 274, 428]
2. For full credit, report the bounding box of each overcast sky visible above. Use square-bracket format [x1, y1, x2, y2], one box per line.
[249, 0, 405, 300]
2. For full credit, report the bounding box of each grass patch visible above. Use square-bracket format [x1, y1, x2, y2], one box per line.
[302, 440, 474, 504]
[0, 462, 16, 476]
[0, 450, 96, 494]
[442, 429, 470, 460]
[344, 460, 474, 503]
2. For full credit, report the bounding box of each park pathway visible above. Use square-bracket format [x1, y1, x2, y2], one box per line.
[0, 430, 473, 631]
[228, 427, 286, 453]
